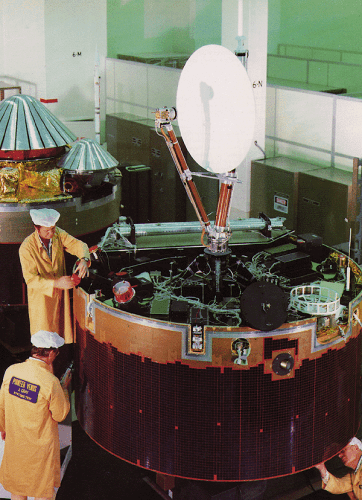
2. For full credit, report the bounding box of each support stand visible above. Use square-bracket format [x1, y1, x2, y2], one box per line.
[143, 474, 175, 499]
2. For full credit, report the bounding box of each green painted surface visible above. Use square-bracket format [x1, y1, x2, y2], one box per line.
[268, 0, 362, 55]
[267, 0, 362, 93]
[107, 0, 222, 60]
[107, 0, 362, 93]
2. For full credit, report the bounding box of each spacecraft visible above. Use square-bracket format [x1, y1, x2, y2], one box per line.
[71, 45, 362, 489]
[71, 45, 362, 487]
[0, 94, 121, 332]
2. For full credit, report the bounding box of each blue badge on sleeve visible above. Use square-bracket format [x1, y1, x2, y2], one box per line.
[9, 377, 40, 404]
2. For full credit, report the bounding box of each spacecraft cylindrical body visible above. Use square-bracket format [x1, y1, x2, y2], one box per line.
[74, 276, 362, 481]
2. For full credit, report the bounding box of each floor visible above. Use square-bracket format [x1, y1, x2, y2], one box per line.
[0, 339, 352, 500]
[56, 421, 164, 500]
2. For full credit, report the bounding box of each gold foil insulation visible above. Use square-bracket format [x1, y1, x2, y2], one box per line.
[330, 250, 362, 285]
[0, 158, 71, 202]
[0, 167, 18, 200]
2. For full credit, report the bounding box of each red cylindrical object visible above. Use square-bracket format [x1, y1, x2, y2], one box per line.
[113, 280, 135, 304]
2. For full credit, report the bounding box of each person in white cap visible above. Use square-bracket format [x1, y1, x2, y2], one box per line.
[19, 208, 90, 345]
[0, 330, 71, 500]
[315, 437, 362, 498]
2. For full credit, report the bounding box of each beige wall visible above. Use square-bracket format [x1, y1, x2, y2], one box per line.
[0, 0, 107, 126]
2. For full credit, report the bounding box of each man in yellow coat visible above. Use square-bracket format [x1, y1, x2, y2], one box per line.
[19, 208, 90, 344]
[315, 437, 362, 499]
[0, 330, 71, 500]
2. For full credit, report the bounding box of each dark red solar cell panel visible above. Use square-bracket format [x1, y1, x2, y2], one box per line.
[75, 323, 361, 481]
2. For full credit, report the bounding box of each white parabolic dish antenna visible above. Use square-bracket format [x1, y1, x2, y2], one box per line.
[176, 44, 256, 174]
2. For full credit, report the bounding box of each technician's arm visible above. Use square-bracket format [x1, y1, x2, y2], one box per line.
[49, 379, 71, 422]
[0, 379, 6, 440]
[59, 229, 91, 276]
[74, 258, 89, 279]
[53, 276, 74, 289]
[315, 462, 328, 483]
[316, 465, 354, 495]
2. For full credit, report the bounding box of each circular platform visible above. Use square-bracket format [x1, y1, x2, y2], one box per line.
[73, 242, 362, 482]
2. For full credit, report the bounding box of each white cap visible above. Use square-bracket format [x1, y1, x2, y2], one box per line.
[29, 208, 60, 227]
[349, 437, 362, 450]
[31, 330, 65, 348]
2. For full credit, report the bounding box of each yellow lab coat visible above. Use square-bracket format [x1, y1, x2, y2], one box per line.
[0, 358, 70, 498]
[323, 466, 362, 499]
[19, 227, 90, 343]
